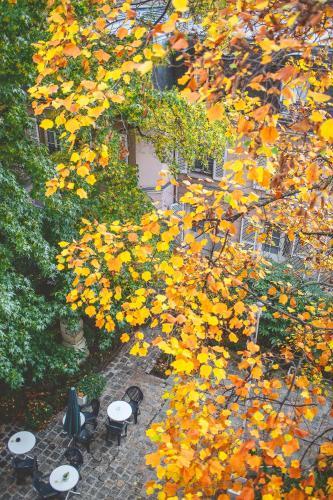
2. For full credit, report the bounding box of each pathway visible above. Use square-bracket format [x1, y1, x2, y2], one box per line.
[0, 333, 168, 499]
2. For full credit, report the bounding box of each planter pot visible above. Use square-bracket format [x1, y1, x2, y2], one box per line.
[77, 395, 87, 406]
[60, 319, 84, 345]
[60, 319, 89, 363]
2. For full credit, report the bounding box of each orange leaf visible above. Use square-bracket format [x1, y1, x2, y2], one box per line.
[94, 49, 110, 62]
[260, 126, 278, 144]
[117, 27, 128, 39]
[251, 104, 270, 121]
[207, 102, 224, 122]
[63, 43, 81, 58]
[279, 294, 288, 305]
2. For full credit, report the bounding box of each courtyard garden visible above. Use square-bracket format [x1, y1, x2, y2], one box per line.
[1, 0, 333, 499]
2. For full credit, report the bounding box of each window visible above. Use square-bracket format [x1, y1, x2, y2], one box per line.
[193, 157, 214, 175]
[240, 217, 257, 249]
[174, 151, 188, 173]
[213, 161, 224, 181]
[262, 229, 281, 255]
[44, 130, 59, 153]
[291, 83, 308, 104]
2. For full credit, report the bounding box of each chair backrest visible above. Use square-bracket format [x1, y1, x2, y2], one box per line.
[106, 420, 124, 435]
[79, 427, 92, 442]
[64, 447, 84, 468]
[91, 398, 100, 416]
[125, 386, 143, 403]
[12, 456, 34, 470]
[32, 476, 46, 494]
[32, 456, 38, 474]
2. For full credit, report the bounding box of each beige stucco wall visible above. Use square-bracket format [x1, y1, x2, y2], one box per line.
[136, 140, 174, 209]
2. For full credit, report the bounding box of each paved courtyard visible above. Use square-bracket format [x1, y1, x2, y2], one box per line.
[0, 333, 169, 499]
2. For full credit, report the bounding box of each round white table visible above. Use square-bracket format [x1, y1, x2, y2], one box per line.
[107, 401, 132, 422]
[8, 431, 36, 455]
[50, 464, 79, 493]
[62, 412, 85, 427]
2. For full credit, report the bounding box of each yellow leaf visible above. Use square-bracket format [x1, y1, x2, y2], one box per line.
[152, 44, 166, 58]
[319, 119, 333, 141]
[76, 188, 88, 199]
[106, 69, 122, 81]
[77, 166, 89, 177]
[134, 27, 146, 39]
[256, 0, 268, 8]
[86, 174, 96, 185]
[137, 60, 153, 74]
[157, 241, 169, 252]
[119, 251, 131, 263]
[40, 119, 54, 130]
[253, 411, 264, 422]
[213, 368, 226, 382]
[200, 365, 212, 379]
[116, 311, 123, 321]
[70, 152, 80, 163]
[320, 442, 333, 456]
[172, 0, 188, 12]
[197, 352, 209, 363]
[310, 111, 324, 123]
[252, 366, 262, 379]
[229, 332, 238, 343]
[308, 91, 331, 103]
[142, 271, 152, 282]
[65, 118, 80, 134]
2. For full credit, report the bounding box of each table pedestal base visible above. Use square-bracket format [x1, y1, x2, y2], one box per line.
[65, 490, 81, 500]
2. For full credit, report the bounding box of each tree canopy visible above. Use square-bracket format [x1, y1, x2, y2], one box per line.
[5, 0, 333, 497]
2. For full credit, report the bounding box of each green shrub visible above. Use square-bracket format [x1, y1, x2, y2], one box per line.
[77, 373, 107, 401]
[24, 399, 53, 430]
[252, 263, 328, 348]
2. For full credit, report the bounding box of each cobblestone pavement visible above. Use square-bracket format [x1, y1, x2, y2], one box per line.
[0, 335, 169, 499]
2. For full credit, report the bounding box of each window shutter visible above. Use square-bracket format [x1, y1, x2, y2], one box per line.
[213, 160, 224, 181]
[29, 118, 40, 143]
[252, 156, 267, 191]
[120, 133, 129, 163]
[170, 202, 184, 243]
[240, 217, 257, 249]
[175, 151, 187, 173]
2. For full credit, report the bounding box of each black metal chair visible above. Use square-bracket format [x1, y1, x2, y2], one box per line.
[105, 420, 128, 446]
[32, 475, 60, 499]
[32, 459, 60, 499]
[122, 386, 143, 424]
[12, 455, 37, 484]
[64, 447, 84, 473]
[76, 426, 94, 453]
[80, 398, 100, 429]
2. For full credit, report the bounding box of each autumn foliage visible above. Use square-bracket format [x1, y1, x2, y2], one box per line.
[27, 0, 333, 497]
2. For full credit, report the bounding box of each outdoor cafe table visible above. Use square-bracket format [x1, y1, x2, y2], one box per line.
[62, 412, 85, 427]
[49, 464, 80, 499]
[8, 431, 36, 455]
[107, 401, 132, 422]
